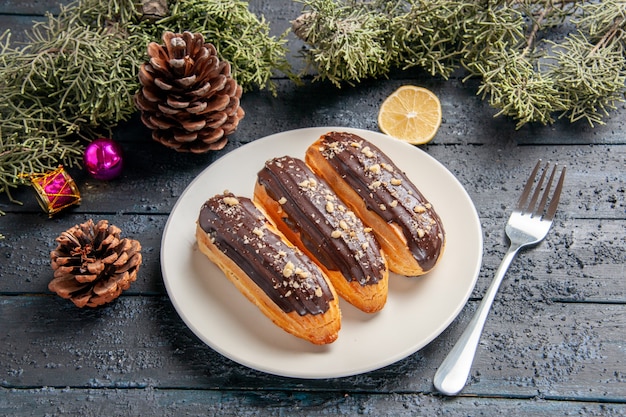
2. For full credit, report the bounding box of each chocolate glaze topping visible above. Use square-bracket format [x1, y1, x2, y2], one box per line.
[316, 132, 445, 272]
[257, 156, 386, 286]
[198, 193, 334, 316]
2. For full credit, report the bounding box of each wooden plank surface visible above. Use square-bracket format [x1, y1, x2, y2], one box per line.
[1, 213, 624, 302]
[2, 388, 624, 417]
[1, 296, 625, 397]
[1, 0, 625, 415]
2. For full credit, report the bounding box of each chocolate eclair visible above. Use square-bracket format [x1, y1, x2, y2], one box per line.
[196, 192, 341, 344]
[305, 131, 445, 276]
[254, 156, 388, 313]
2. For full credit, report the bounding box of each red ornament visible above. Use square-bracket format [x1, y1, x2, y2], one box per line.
[84, 138, 123, 180]
[29, 166, 81, 217]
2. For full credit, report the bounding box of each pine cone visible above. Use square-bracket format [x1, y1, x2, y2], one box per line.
[134, 31, 245, 153]
[49, 219, 142, 308]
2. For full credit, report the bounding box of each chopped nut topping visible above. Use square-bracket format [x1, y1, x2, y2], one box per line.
[325, 201, 334, 213]
[361, 146, 374, 158]
[339, 220, 349, 230]
[390, 178, 402, 186]
[390, 200, 398, 208]
[417, 228, 426, 238]
[379, 204, 387, 211]
[278, 197, 287, 204]
[283, 261, 295, 277]
[369, 180, 381, 190]
[331, 230, 342, 238]
[223, 196, 239, 206]
[350, 141, 361, 148]
[414, 205, 426, 213]
[252, 227, 264, 238]
[368, 164, 381, 174]
[314, 287, 323, 297]
[295, 269, 309, 279]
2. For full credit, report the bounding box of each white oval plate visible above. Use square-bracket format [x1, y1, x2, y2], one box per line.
[161, 127, 482, 379]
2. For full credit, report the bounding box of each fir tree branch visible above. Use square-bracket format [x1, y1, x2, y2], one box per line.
[589, 16, 624, 54]
[0, 0, 295, 203]
[522, 0, 553, 56]
[294, 0, 626, 129]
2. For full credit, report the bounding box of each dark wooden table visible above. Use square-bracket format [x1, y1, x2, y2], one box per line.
[1, 2, 625, 416]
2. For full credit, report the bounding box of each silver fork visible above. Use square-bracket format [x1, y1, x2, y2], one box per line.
[433, 160, 566, 396]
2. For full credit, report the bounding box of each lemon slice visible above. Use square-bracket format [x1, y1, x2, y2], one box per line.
[377, 85, 442, 145]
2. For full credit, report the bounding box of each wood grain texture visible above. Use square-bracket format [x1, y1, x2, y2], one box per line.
[2, 389, 624, 417]
[0, 0, 624, 415]
[1, 297, 625, 398]
[0, 0, 63, 15]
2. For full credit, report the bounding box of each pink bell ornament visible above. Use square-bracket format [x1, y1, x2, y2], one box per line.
[83, 138, 124, 180]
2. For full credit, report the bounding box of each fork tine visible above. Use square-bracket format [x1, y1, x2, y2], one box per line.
[544, 165, 566, 220]
[534, 163, 557, 217]
[516, 160, 542, 211]
[527, 161, 550, 214]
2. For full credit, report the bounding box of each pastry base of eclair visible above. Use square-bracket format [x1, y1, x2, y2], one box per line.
[196, 224, 340, 345]
[254, 180, 388, 313]
[305, 132, 445, 276]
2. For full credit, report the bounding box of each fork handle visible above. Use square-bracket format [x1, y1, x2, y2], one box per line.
[433, 244, 520, 396]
